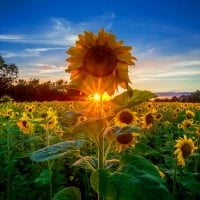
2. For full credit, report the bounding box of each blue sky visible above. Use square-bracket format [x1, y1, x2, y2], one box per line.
[1, 0, 200, 93]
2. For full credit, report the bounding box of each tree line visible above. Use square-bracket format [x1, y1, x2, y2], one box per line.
[0, 56, 86, 102]
[1, 55, 200, 102]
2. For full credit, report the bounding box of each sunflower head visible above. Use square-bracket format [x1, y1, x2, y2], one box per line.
[17, 119, 33, 134]
[66, 29, 136, 96]
[154, 113, 162, 121]
[186, 110, 195, 119]
[116, 132, 137, 152]
[174, 135, 197, 167]
[141, 112, 154, 129]
[114, 109, 139, 127]
[181, 119, 193, 130]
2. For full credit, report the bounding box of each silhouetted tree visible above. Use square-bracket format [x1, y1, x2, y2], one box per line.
[0, 56, 18, 96]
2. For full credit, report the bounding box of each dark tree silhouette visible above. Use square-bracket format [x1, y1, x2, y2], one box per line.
[0, 56, 18, 95]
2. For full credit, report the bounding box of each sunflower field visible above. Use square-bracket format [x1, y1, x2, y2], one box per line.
[1, 29, 200, 200]
[0, 90, 200, 200]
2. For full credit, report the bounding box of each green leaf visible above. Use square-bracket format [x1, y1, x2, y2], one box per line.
[114, 125, 141, 136]
[112, 89, 157, 111]
[53, 187, 81, 200]
[105, 159, 120, 171]
[90, 168, 110, 195]
[34, 169, 50, 186]
[91, 169, 170, 200]
[31, 140, 84, 162]
[73, 156, 98, 170]
[106, 173, 169, 200]
[119, 155, 160, 177]
[181, 173, 200, 195]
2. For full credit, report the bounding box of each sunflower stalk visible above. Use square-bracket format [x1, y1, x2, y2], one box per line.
[98, 96, 105, 200]
[172, 160, 178, 200]
[195, 136, 200, 172]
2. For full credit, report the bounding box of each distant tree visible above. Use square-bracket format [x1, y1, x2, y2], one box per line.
[0, 56, 18, 95]
[171, 96, 178, 102]
[187, 90, 200, 102]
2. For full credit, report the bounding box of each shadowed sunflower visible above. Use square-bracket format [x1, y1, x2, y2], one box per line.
[174, 135, 197, 167]
[66, 29, 136, 96]
[116, 132, 140, 152]
[77, 115, 88, 124]
[114, 109, 139, 127]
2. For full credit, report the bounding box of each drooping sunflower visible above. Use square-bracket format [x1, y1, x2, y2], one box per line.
[114, 109, 139, 127]
[174, 135, 197, 167]
[66, 29, 136, 96]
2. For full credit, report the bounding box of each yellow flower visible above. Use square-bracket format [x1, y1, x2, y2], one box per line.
[17, 119, 33, 134]
[181, 119, 193, 130]
[116, 132, 140, 153]
[174, 135, 197, 167]
[154, 113, 162, 121]
[186, 110, 195, 119]
[140, 112, 154, 129]
[195, 126, 200, 137]
[66, 29, 136, 96]
[77, 115, 88, 123]
[114, 109, 139, 127]
[172, 112, 178, 119]
[46, 115, 58, 130]
[17, 112, 34, 134]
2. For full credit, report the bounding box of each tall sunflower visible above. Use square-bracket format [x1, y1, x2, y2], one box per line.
[174, 135, 197, 167]
[66, 29, 136, 96]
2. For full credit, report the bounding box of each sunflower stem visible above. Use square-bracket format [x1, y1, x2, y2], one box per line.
[195, 136, 199, 172]
[172, 160, 178, 200]
[98, 95, 104, 169]
[97, 96, 104, 200]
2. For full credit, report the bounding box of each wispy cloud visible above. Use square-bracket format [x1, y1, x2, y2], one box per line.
[0, 13, 115, 46]
[1, 47, 67, 58]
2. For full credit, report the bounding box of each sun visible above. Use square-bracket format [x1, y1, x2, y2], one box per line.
[88, 92, 111, 102]
[94, 93, 101, 101]
[66, 28, 136, 96]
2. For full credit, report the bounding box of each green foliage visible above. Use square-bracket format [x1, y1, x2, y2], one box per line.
[112, 89, 157, 111]
[90, 155, 170, 200]
[31, 140, 84, 162]
[0, 95, 14, 103]
[53, 187, 81, 200]
[34, 169, 51, 185]
[0, 56, 18, 92]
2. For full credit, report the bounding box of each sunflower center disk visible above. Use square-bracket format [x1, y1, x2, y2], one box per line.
[181, 143, 192, 159]
[117, 133, 133, 144]
[146, 114, 154, 125]
[84, 46, 117, 77]
[119, 112, 133, 124]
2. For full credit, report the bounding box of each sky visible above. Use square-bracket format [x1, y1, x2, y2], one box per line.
[0, 0, 200, 93]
